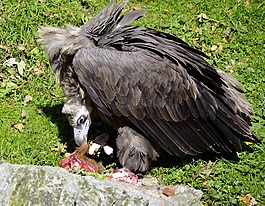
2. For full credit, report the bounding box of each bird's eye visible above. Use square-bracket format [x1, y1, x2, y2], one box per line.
[77, 115, 87, 125]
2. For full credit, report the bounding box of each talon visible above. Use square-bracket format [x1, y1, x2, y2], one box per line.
[103, 145, 113, 155]
[88, 143, 101, 155]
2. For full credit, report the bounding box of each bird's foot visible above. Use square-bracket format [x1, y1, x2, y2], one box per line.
[88, 142, 113, 155]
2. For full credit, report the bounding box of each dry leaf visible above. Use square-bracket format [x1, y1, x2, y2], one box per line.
[0, 72, 7, 81]
[197, 13, 209, 23]
[162, 187, 175, 197]
[132, 5, 141, 10]
[17, 60, 25, 76]
[239, 61, 246, 65]
[0, 44, 13, 57]
[224, 27, 232, 37]
[5, 58, 18, 67]
[21, 109, 27, 118]
[23, 94, 33, 104]
[18, 44, 26, 51]
[4, 58, 26, 77]
[227, 7, 233, 13]
[12, 123, 24, 131]
[203, 181, 210, 190]
[244, 1, 249, 6]
[222, 38, 228, 43]
[0, 44, 8, 50]
[50, 93, 59, 99]
[210, 45, 218, 52]
[217, 45, 223, 54]
[197, 13, 218, 23]
[33, 67, 45, 75]
[36, 109, 43, 115]
[195, 27, 202, 35]
[239, 194, 257, 206]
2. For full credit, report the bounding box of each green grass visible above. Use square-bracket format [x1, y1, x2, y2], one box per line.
[0, 0, 264, 205]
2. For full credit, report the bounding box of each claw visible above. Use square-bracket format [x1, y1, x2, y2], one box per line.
[103, 145, 113, 155]
[89, 142, 113, 156]
[88, 143, 101, 155]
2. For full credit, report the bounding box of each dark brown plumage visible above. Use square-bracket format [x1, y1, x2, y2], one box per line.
[38, 0, 259, 172]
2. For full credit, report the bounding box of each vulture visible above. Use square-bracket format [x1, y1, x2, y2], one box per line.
[38, 0, 259, 173]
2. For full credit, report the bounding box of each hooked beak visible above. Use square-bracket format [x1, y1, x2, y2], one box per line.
[73, 119, 91, 146]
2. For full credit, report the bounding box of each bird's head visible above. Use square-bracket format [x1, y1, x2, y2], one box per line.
[62, 102, 91, 146]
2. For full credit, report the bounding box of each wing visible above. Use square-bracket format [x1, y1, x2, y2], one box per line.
[72, 45, 257, 157]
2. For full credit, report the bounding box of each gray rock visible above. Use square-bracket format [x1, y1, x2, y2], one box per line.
[0, 163, 202, 206]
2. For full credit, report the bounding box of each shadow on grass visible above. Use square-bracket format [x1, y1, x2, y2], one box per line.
[41, 104, 76, 152]
[152, 142, 256, 169]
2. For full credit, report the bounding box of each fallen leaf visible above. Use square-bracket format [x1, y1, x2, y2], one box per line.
[210, 45, 218, 52]
[197, 13, 209, 23]
[217, 45, 223, 54]
[244, 1, 249, 6]
[203, 181, 210, 190]
[222, 38, 228, 43]
[212, 32, 217, 37]
[239, 194, 257, 206]
[4, 58, 26, 77]
[50, 93, 59, 99]
[36, 109, 43, 114]
[33, 67, 45, 75]
[23, 94, 33, 104]
[0, 72, 7, 81]
[227, 7, 233, 13]
[12, 123, 24, 131]
[0, 44, 8, 50]
[0, 44, 13, 57]
[132, 5, 141, 10]
[238, 61, 246, 65]
[197, 13, 218, 23]
[195, 27, 202, 35]
[162, 187, 175, 197]
[21, 109, 27, 118]
[18, 44, 26, 51]
[224, 27, 232, 37]
[17, 60, 25, 76]
[5, 58, 18, 67]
